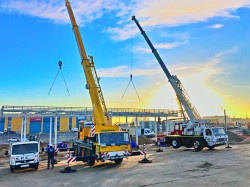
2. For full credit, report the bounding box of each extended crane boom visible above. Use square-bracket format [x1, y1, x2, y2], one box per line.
[64, 1, 137, 166]
[132, 16, 201, 124]
[65, 0, 108, 126]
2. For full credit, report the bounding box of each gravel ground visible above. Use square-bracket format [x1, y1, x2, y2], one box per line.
[1, 144, 250, 187]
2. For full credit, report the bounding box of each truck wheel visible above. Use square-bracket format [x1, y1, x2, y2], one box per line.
[114, 158, 123, 164]
[34, 165, 38, 170]
[10, 167, 14, 172]
[87, 159, 95, 166]
[193, 140, 203, 151]
[171, 139, 180, 149]
[208, 146, 215, 150]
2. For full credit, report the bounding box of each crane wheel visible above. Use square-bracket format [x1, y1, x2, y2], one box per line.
[193, 140, 203, 151]
[171, 139, 180, 149]
[87, 159, 95, 166]
[114, 158, 123, 164]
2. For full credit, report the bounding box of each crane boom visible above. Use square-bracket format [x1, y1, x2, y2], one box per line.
[132, 16, 201, 124]
[65, 0, 109, 126]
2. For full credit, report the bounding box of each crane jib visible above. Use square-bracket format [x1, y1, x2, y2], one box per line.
[132, 16, 171, 79]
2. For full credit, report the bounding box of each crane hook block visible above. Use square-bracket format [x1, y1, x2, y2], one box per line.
[58, 61, 62, 69]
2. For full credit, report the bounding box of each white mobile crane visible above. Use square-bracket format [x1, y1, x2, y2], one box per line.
[64, 0, 139, 166]
[132, 16, 228, 151]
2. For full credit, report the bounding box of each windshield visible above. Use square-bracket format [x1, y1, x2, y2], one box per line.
[12, 143, 38, 155]
[212, 128, 226, 136]
[100, 132, 130, 146]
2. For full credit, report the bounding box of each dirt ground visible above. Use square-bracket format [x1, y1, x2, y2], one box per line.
[1, 143, 250, 187]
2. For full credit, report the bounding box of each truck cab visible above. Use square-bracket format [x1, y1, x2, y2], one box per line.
[203, 127, 228, 149]
[9, 141, 39, 172]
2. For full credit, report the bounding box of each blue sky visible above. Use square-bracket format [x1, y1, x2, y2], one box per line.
[0, 0, 250, 118]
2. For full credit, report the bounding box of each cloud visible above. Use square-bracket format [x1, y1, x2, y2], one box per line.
[97, 65, 161, 77]
[209, 24, 224, 29]
[135, 40, 188, 53]
[107, 0, 250, 40]
[0, 0, 124, 25]
[135, 0, 250, 27]
[2, 0, 249, 40]
[106, 24, 138, 41]
[1, 0, 68, 23]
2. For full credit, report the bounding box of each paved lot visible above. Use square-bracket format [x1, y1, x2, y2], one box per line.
[1, 144, 250, 187]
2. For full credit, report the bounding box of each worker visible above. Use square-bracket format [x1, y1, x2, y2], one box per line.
[47, 145, 55, 169]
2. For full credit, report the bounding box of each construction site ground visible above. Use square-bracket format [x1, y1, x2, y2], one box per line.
[1, 141, 250, 187]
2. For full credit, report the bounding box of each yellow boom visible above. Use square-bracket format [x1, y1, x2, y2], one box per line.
[65, 0, 109, 126]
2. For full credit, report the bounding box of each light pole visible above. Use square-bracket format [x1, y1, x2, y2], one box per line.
[224, 108, 232, 148]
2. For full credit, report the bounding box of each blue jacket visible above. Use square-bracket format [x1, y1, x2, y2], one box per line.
[48, 147, 55, 158]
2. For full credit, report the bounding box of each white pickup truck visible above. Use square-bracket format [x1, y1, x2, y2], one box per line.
[9, 141, 39, 172]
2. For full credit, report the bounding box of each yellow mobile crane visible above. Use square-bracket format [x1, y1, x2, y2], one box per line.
[65, 0, 136, 166]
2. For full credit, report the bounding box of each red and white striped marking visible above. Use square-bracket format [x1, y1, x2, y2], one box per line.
[124, 150, 132, 156]
[90, 125, 95, 137]
[139, 150, 145, 155]
[66, 150, 76, 163]
[100, 152, 110, 158]
[67, 157, 76, 163]
[142, 144, 147, 155]
[55, 148, 59, 153]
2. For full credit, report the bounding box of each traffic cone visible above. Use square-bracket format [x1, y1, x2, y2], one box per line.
[60, 149, 77, 173]
[138, 144, 152, 163]
[156, 140, 163, 152]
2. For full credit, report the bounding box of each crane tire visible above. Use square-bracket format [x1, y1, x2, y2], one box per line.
[193, 140, 203, 151]
[171, 139, 180, 149]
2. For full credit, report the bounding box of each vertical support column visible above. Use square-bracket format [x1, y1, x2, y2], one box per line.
[21, 117, 24, 142]
[126, 116, 128, 131]
[54, 115, 57, 149]
[23, 116, 27, 141]
[166, 116, 169, 135]
[41, 115, 44, 133]
[135, 116, 138, 147]
[49, 117, 52, 145]
[224, 109, 227, 131]
[154, 117, 157, 144]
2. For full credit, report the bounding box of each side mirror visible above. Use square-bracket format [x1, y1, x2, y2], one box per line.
[5, 150, 9, 156]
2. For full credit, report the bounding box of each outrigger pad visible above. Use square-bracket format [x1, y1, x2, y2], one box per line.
[138, 158, 152, 163]
[60, 167, 77, 173]
[156, 148, 163, 152]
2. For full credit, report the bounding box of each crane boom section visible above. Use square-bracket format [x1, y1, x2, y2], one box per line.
[132, 16, 171, 79]
[132, 16, 201, 123]
[65, 0, 108, 126]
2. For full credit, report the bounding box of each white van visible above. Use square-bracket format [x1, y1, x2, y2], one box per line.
[9, 141, 39, 172]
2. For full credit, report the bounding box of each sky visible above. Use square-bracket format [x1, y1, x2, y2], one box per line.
[0, 0, 250, 118]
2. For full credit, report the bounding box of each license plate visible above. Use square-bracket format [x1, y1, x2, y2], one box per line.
[21, 164, 29, 168]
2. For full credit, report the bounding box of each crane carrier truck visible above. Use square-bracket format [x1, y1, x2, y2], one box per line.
[65, 1, 139, 166]
[132, 16, 228, 151]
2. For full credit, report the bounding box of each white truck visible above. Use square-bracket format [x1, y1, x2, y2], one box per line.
[132, 16, 229, 151]
[9, 141, 39, 172]
[143, 128, 155, 138]
[164, 122, 228, 151]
